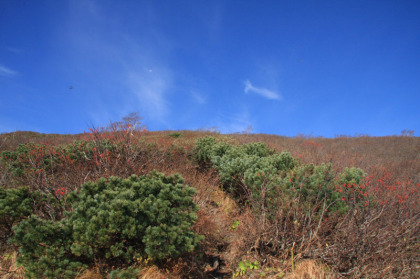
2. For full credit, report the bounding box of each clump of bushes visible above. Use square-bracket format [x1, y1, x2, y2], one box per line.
[1, 143, 56, 176]
[194, 136, 367, 216]
[168, 132, 182, 138]
[0, 137, 135, 180]
[10, 171, 202, 278]
[0, 187, 41, 242]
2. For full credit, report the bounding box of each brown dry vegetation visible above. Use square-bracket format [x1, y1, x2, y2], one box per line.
[0, 127, 419, 279]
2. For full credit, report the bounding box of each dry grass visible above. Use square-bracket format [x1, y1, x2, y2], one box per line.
[138, 266, 168, 279]
[0, 251, 26, 279]
[75, 266, 170, 279]
[284, 260, 336, 279]
[76, 268, 104, 279]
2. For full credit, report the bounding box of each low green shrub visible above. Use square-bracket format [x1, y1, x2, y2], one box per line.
[193, 136, 219, 164]
[285, 163, 346, 213]
[240, 142, 274, 157]
[194, 137, 371, 217]
[11, 171, 202, 278]
[168, 132, 182, 138]
[0, 187, 40, 241]
[68, 171, 202, 261]
[12, 216, 85, 279]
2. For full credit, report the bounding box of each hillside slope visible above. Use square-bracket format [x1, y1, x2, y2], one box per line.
[1, 130, 419, 278]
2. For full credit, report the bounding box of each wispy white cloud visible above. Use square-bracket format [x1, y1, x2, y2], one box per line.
[61, 0, 176, 126]
[126, 68, 172, 122]
[191, 90, 206, 104]
[0, 64, 17, 77]
[244, 79, 281, 100]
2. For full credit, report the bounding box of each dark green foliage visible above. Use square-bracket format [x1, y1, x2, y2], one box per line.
[338, 167, 366, 185]
[194, 137, 371, 217]
[217, 151, 294, 190]
[285, 163, 348, 213]
[68, 171, 202, 261]
[194, 137, 296, 210]
[0, 187, 38, 241]
[168, 132, 182, 138]
[11, 171, 202, 278]
[240, 142, 274, 157]
[109, 267, 140, 279]
[12, 216, 85, 279]
[0, 186, 66, 245]
[193, 136, 219, 163]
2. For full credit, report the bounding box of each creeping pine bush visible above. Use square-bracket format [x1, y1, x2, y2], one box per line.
[11, 171, 202, 278]
[168, 132, 182, 138]
[194, 137, 295, 207]
[194, 137, 370, 216]
[193, 136, 219, 164]
[12, 216, 85, 279]
[284, 163, 346, 213]
[0, 187, 42, 242]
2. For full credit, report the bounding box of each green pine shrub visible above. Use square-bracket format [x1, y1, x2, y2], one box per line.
[284, 163, 347, 213]
[0, 187, 40, 242]
[194, 137, 371, 217]
[68, 171, 202, 261]
[338, 167, 366, 185]
[217, 150, 295, 194]
[240, 142, 274, 157]
[193, 136, 219, 164]
[168, 132, 182, 138]
[11, 171, 202, 278]
[12, 216, 85, 279]
[194, 137, 296, 210]
[0, 186, 69, 246]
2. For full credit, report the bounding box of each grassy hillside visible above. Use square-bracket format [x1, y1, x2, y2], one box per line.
[0, 128, 419, 278]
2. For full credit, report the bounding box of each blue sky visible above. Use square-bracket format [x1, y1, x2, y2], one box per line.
[1, 0, 419, 137]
